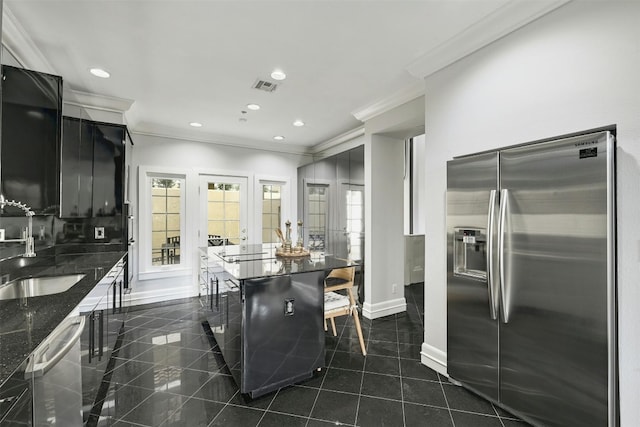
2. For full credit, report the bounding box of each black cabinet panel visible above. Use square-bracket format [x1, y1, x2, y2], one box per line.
[61, 117, 94, 217]
[93, 124, 124, 216]
[1, 65, 62, 214]
[61, 118, 125, 218]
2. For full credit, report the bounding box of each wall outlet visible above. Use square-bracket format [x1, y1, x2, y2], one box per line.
[0, 229, 4, 241]
[392, 283, 397, 294]
[95, 227, 105, 239]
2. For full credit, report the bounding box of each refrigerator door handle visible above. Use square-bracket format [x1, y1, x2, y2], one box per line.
[498, 188, 510, 323]
[487, 189, 498, 320]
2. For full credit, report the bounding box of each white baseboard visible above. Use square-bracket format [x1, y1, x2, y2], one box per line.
[421, 342, 448, 377]
[362, 297, 407, 319]
[127, 286, 198, 307]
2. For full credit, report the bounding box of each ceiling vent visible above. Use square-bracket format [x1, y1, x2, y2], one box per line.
[252, 79, 278, 92]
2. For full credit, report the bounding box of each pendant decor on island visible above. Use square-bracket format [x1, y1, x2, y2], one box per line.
[275, 220, 310, 258]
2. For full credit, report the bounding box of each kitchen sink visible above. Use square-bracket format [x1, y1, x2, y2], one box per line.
[0, 274, 86, 300]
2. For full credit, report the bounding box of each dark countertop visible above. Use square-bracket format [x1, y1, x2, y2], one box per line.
[200, 244, 357, 280]
[0, 250, 126, 387]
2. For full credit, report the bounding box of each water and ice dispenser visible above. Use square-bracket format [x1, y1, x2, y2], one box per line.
[453, 228, 487, 281]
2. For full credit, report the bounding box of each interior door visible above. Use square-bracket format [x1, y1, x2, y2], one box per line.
[199, 175, 248, 248]
[446, 152, 500, 402]
[498, 132, 615, 427]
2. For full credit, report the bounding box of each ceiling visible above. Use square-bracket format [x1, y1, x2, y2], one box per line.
[2, 0, 566, 153]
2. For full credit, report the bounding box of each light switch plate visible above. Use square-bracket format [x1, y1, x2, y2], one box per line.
[95, 227, 105, 239]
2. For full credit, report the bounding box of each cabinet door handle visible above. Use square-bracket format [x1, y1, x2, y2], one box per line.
[209, 277, 214, 310]
[113, 284, 117, 313]
[88, 312, 95, 363]
[98, 310, 104, 359]
[215, 277, 219, 310]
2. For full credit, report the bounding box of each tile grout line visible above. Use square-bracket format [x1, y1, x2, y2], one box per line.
[353, 308, 372, 427]
[396, 312, 408, 427]
[304, 317, 346, 427]
[254, 388, 278, 426]
[438, 373, 456, 427]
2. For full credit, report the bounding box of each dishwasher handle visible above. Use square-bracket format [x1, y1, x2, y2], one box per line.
[25, 315, 86, 378]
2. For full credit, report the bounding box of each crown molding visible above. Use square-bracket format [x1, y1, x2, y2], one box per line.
[351, 80, 424, 123]
[310, 126, 365, 155]
[1, 4, 57, 74]
[131, 129, 312, 157]
[405, 0, 572, 79]
[64, 89, 135, 113]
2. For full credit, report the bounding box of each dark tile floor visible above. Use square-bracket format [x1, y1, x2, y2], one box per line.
[95, 284, 528, 426]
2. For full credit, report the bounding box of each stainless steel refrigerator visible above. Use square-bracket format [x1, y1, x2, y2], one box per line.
[446, 130, 617, 427]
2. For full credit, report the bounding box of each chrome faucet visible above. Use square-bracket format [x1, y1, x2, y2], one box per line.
[0, 195, 36, 257]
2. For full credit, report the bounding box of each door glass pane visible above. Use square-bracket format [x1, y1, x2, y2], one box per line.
[151, 178, 182, 266]
[261, 184, 282, 243]
[346, 188, 364, 261]
[206, 181, 243, 245]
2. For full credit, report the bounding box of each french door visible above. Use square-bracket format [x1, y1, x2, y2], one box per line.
[199, 175, 248, 247]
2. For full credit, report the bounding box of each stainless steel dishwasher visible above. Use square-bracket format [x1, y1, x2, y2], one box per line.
[25, 315, 85, 426]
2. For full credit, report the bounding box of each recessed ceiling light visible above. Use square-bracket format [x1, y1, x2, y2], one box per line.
[273, 135, 285, 141]
[189, 122, 203, 127]
[270, 70, 286, 81]
[89, 68, 110, 78]
[293, 120, 305, 127]
[247, 104, 261, 111]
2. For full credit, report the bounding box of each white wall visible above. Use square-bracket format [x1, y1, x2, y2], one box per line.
[129, 132, 311, 305]
[421, 1, 640, 424]
[364, 133, 406, 318]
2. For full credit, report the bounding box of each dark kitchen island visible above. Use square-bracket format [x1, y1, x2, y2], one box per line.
[198, 244, 355, 398]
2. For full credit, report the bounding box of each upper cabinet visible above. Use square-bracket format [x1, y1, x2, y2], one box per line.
[61, 117, 126, 218]
[0, 65, 62, 214]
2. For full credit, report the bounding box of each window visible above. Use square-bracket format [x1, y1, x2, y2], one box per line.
[261, 184, 282, 243]
[139, 167, 187, 277]
[151, 178, 182, 266]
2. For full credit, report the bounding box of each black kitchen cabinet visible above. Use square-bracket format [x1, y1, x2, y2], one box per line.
[1, 65, 62, 214]
[78, 257, 127, 424]
[61, 117, 125, 218]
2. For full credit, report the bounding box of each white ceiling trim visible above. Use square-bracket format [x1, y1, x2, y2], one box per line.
[311, 126, 365, 155]
[132, 129, 312, 157]
[1, 4, 56, 74]
[64, 89, 135, 114]
[351, 80, 424, 123]
[405, 0, 572, 79]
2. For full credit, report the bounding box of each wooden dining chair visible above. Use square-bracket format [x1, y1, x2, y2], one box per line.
[324, 267, 366, 356]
